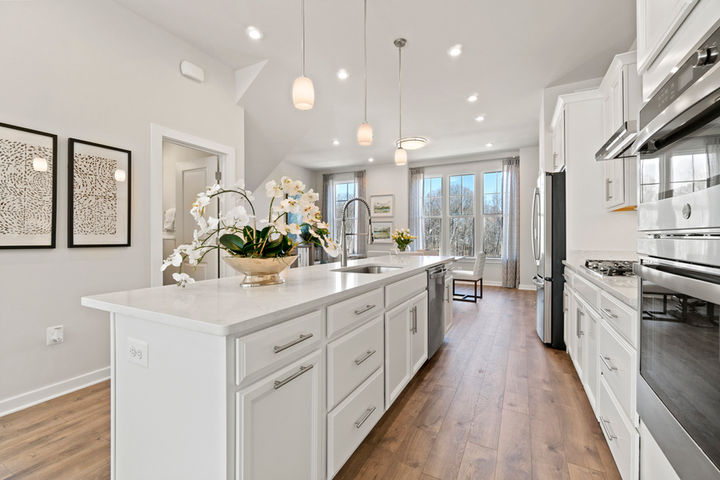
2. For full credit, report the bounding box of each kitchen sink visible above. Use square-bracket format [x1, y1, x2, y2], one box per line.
[332, 264, 402, 274]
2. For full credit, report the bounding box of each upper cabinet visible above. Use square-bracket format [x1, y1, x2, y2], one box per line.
[549, 107, 566, 172]
[637, 0, 720, 101]
[598, 52, 641, 211]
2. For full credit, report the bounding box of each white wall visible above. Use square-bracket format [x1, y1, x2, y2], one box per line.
[0, 0, 244, 414]
[519, 146, 539, 289]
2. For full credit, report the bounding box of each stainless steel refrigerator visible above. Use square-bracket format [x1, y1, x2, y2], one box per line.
[531, 171, 566, 349]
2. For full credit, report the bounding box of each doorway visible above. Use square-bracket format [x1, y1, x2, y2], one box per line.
[161, 141, 220, 285]
[149, 124, 238, 287]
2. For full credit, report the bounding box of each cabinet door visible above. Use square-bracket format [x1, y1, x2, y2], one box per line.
[444, 277, 453, 333]
[566, 291, 577, 360]
[551, 111, 566, 171]
[574, 302, 585, 380]
[409, 291, 428, 375]
[582, 309, 599, 410]
[637, 0, 696, 72]
[563, 288, 571, 349]
[237, 350, 323, 480]
[385, 301, 411, 408]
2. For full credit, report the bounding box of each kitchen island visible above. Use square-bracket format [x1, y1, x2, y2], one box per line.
[82, 255, 453, 480]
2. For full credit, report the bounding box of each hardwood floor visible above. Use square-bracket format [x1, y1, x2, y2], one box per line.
[0, 287, 620, 480]
[335, 286, 621, 480]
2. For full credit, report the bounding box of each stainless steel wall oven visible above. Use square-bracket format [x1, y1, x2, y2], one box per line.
[632, 20, 720, 480]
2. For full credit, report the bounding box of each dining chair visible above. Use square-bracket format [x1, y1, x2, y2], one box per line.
[452, 252, 486, 302]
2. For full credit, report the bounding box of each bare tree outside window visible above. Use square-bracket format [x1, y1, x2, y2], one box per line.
[421, 177, 442, 251]
[449, 174, 474, 257]
[483, 171, 502, 257]
[333, 181, 357, 254]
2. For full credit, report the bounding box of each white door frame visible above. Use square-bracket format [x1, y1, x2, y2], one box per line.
[150, 124, 238, 287]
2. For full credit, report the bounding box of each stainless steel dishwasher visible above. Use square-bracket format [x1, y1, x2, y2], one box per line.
[427, 265, 447, 358]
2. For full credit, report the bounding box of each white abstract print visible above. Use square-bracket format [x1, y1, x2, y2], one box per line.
[0, 138, 53, 235]
[73, 153, 118, 236]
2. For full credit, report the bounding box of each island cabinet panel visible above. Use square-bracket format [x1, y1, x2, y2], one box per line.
[409, 291, 429, 375]
[327, 288, 384, 339]
[236, 350, 324, 480]
[234, 310, 322, 386]
[385, 272, 427, 308]
[384, 299, 412, 408]
[327, 368, 384, 479]
[327, 315, 384, 410]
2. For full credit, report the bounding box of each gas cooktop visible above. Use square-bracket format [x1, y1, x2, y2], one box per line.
[584, 260, 635, 277]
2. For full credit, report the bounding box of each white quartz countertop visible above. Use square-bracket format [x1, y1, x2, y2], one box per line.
[562, 250, 639, 309]
[82, 255, 453, 336]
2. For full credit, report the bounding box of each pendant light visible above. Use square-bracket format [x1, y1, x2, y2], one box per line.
[394, 38, 407, 166]
[356, 0, 373, 146]
[292, 0, 314, 110]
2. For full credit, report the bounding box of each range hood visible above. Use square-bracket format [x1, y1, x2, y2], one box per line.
[595, 121, 637, 161]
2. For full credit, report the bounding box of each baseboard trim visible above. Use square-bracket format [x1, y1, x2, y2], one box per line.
[518, 284, 535, 291]
[0, 366, 110, 417]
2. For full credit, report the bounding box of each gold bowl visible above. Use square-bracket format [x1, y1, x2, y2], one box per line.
[223, 255, 298, 287]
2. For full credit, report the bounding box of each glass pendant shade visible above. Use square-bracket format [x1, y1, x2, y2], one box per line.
[394, 147, 407, 166]
[357, 122, 373, 146]
[292, 76, 314, 110]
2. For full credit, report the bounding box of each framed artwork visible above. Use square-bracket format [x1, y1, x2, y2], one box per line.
[370, 194, 394, 217]
[0, 122, 58, 249]
[68, 138, 131, 247]
[372, 221, 393, 243]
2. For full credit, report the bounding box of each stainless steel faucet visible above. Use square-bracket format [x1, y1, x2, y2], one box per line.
[340, 197, 374, 267]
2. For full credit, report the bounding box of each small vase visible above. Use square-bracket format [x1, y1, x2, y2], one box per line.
[223, 255, 298, 287]
[395, 244, 408, 254]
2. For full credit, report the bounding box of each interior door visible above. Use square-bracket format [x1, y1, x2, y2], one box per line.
[175, 156, 220, 281]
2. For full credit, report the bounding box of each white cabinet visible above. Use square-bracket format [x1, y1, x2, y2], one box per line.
[640, 421, 681, 480]
[384, 291, 428, 408]
[444, 275, 453, 333]
[636, 0, 697, 73]
[580, 303, 599, 409]
[598, 377, 639, 480]
[236, 350, 324, 480]
[550, 107, 566, 172]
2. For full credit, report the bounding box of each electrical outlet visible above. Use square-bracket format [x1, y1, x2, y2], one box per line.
[46, 325, 64, 346]
[127, 337, 148, 368]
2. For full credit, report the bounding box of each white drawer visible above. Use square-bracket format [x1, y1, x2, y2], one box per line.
[235, 310, 322, 385]
[599, 291, 637, 348]
[327, 316, 384, 409]
[327, 288, 383, 339]
[599, 320, 636, 425]
[574, 274, 600, 310]
[327, 368, 384, 479]
[598, 377, 638, 480]
[385, 272, 427, 308]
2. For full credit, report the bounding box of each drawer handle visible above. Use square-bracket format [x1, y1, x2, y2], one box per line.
[600, 416, 617, 441]
[354, 349, 377, 366]
[602, 307, 618, 319]
[273, 364, 314, 390]
[354, 304, 376, 315]
[600, 355, 619, 371]
[354, 406, 377, 428]
[273, 333, 314, 353]
[410, 306, 418, 334]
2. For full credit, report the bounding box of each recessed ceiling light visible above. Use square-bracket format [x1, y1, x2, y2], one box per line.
[467, 93, 478, 103]
[245, 26, 263, 41]
[475, 115, 485, 122]
[332, 139, 340, 146]
[485, 142, 493, 147]
[448, 44, 462, 57]
[337, 68, 349, 80]
[368, 157, 374, 162]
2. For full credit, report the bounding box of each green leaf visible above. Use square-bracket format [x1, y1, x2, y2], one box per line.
[219, 234, 244, 252]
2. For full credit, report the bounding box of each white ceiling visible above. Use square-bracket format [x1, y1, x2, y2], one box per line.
[115, 0, 636, 186]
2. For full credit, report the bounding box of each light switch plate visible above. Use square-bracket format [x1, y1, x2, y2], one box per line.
[127, 337, 148, 368]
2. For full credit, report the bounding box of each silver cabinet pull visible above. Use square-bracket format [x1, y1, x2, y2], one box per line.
[273, 333, 314, 353]
[354, 349, 376, 366]
[354, 304, 376, 315]
[600, 416, 617, 440]
[354, 406, 376, 428]
[410, 306, 418, 334]
[601, 307, 618, 319]
[273, 364, 314, 390]
[600, 355, 618, 371]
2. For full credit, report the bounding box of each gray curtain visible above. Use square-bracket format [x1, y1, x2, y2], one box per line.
[321, 174, 334, 263]
[355, 170, 368, 257]
[408, 167, 424, 251]
[501, 157, 520, 288]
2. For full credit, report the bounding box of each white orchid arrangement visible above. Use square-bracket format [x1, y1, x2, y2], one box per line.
[162, 177, 339, 286]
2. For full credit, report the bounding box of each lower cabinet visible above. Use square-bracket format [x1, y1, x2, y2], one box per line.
[327, 368, 384, 478]
[444, 275, 453, 333]
[236, 350, 323, 480]
[580, 304, 599, 409]
[598, 377, 638, 480]
[385, 291, 429, 408]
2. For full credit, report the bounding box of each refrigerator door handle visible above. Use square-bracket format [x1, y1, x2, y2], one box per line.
[532, 275, 544, 287]
[531, 187, 540, 263]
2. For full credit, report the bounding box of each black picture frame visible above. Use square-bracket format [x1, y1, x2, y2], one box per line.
[68, 138, 131, 248]
[0, 122, 58, 249]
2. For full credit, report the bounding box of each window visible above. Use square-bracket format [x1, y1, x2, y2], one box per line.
[421, 177, 442, 251]
[449, 174, 475, 257]
[333, 180, 357, 252]
[482, 171, 503, 258]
